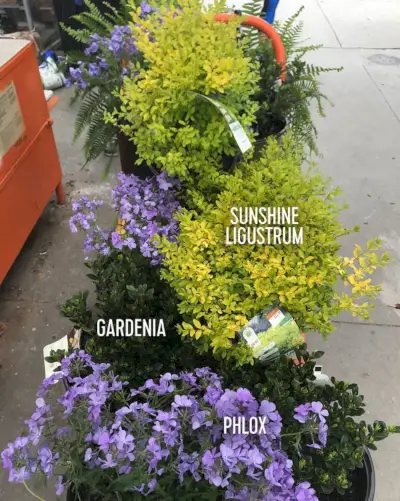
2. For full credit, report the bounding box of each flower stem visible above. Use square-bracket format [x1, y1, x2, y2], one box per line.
[23, 481, 46, 501]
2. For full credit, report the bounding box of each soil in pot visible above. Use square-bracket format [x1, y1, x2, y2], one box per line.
[320, 449, 375, 501]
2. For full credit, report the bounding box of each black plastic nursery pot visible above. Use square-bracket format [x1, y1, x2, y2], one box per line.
[223, 114, 287, 173]
[117, 129, 158, 179]
[320, 448, 375, 501]
[349, 447, 375, 501]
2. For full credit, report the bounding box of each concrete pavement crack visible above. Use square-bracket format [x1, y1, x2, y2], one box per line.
[315, 0, 342, 48]
[363, 64, 400, 124]
[332, 319, 400, 328]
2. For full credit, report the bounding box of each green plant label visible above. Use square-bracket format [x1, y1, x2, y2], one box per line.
[239, 304, 303, 362]
[195, 93, 252, 154]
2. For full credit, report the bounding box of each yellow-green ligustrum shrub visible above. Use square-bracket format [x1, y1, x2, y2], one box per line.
[112, 0, 260, 189]
[158, 137, 390, 365]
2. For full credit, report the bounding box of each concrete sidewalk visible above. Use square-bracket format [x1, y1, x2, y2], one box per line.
[276, 2, 400, 500]
[1, 1, 400, 500]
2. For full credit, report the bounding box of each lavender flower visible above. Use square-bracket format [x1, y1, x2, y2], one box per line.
[2, 352, 325, 501]
[69, 173, 181, 265]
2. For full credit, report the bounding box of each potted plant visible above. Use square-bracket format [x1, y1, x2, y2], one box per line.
[2, 349, 397, 501]
[241, 3, 343, 155]
[157, 137, 390, 365]
[111, 0, 260, 191]
[58, 0, 157, 176]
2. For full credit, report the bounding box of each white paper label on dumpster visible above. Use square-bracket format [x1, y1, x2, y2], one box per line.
[0, 81, 25, 159]
[43, 335, 69, 378]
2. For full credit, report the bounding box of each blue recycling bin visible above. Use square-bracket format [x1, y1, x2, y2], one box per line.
[264, 0, 280, 24]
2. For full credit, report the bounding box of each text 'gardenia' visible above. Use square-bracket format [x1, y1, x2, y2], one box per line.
[97, 319, 166, 337]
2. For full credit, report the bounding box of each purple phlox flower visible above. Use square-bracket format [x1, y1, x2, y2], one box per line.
[55, 476, 64, 496]
[191, 410, 208, 430]
[99, 453, 118, 469]
[96, 430, 111, 451]
[173, 395, 193, 408]
[178, 452, 201, 482]
[294, 403, 311, 424]
[28, 424, 44, 446]
[202, 448, 220, 468]
[113, 429, 135, 451]
[132, 479, 157, 496]
[295, 481, 319, 501]
[245, 446, 265, 469]
[310, 401, 329, 423]
[69, 67, 83, 80]
[180, 372, 198, 387]
[9, 466, 32, 483]
[89, 391, 107, 406]
[111, 232, 124, 250]
[140, 1, 155, 15]
[97, 57, 109, 69]
[204, 386, 223, 406]
[265, 459, 291, 488]
[88, 62, 101, 77]
[215, 390, 240, 418]
[146, 437, 169, 471]
[219, 443, 238, 469]
[37, 445, 55, 476]
[84, 448, 93, 462]
[318, 422, 328, 447]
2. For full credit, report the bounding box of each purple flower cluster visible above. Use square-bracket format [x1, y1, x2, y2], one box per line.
[65, 24, 138, 88]
[2, 352, 327, 501]
[69, 172, 181, 265]
[294, 402, 329, 449]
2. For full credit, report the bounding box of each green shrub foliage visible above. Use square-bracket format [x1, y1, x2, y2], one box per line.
[61, 249, 210, 384]
[158, 138, 390, 365]
[111, 0, 260, 190]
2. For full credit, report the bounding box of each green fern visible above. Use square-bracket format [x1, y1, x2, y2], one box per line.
[242, 4, 343, 154]
[240, 0, 264, 48]
[60, 0, 133, 168]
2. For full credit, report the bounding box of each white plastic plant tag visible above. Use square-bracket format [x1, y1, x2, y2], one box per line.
[43, 335, 69, 378]
[70, 328, 82, 350]
[194, 93, 252, 154]
[239, 303, 303, 363]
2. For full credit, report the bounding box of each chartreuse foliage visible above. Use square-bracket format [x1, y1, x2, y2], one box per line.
[110, 0, 260, 189]
[158, 137, 390, 365]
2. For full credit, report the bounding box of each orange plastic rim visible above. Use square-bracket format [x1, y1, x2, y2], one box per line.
[215, 13, 287, 81]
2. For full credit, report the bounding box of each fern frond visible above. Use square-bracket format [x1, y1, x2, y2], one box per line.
[60, 23, 92, 44]
[83, 105, 115, 163]
[73, 88, 103, 142]
[241, 0, 263, 16]
[102, 1, 129, 24]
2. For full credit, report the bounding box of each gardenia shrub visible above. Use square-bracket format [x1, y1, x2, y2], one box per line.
[112, 0, 260, 189]
[2, 350, 328, 501]
[60, 248, 213, 385]
[158, 138, 390, 365]
[69, 172, 181, 265]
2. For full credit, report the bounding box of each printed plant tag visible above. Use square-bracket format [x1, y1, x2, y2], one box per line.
[239, 303, 303, 362]
[43, 335, 69, 378]
[0, 82, 25, 159]
[194, 93, 252, 154]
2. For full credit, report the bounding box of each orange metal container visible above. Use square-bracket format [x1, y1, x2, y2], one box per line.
[0, 39, 65, 284]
